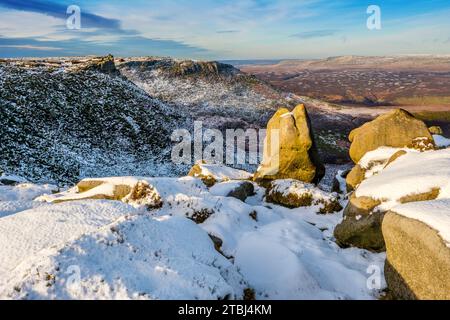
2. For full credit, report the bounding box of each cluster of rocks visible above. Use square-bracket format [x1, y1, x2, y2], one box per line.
[188, 104, 340, 214]
[332, 108, 449, 300]
[38, 102, 449, 300]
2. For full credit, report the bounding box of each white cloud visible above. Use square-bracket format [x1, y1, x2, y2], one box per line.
[0, 45, 62, 51]
[0, 9, 64, 38]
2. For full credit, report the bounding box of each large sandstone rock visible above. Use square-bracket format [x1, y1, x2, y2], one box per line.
[383, 211, 450, 300]
[335, 189, 441, 252]
[384, 150, 407, 168]
[254, 104, 324, 184]
[346, 149, 409, 192]
[349, 109, 434, 163]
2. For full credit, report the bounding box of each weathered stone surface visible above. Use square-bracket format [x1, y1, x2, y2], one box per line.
[398, 188, 440, 204]
[334, 194, 385, 252]
[346, 165, 366, 192]
[254, 104, 324, 184]
[188, 162, 252, 188]
[77, 180, 105, 193]
[50, 178, 165, 209]
[383, 211, 450, 300]
[429, 126, 443, 135]
[349, 109, 434, 163]
[122, 181, 163, 209]
[53, 182, 132, 204]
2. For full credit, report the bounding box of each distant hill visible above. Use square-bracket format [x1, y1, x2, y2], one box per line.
[0, 56, 186, 184]
[117, 57, 294, 130]
[241, 55, 450, 110]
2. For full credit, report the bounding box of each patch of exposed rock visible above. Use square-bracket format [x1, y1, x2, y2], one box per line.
[265, 179, 342, 214]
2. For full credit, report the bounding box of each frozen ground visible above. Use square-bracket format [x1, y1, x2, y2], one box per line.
[0, 172, 386, 300]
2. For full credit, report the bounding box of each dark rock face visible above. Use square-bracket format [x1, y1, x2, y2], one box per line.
[0, 58, 186, 184]
[334, 194, 385, 252]
[227, 182, 255, 202]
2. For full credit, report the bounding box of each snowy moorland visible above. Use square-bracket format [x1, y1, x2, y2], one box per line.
[0, 170, 386, 300]
[0, 58, 188, 184]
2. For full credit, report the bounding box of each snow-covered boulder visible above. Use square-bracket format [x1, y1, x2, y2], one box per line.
[188, 162, 253, 187]
[265, 179, 342, 214]
[346, 147, 411, 192]
[349, 109, 434, 163]
[253, 104, 325, 185]
[39, 177, 163, 209]
[336, 148, 450, 252]
[383, 200, 450, 300]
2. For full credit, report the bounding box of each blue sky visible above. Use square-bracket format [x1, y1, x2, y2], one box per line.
[0, 0, 449, 59]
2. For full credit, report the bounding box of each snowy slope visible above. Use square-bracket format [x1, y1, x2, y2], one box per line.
[2, 215, 245, 300]
[117, 58, 294, 129]
[0, 172, 386, 300]
[0, 59, 187, 184]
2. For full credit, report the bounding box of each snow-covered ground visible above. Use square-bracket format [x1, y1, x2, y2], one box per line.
[354, 145, 450, 250]
[0, 172, 386, 300]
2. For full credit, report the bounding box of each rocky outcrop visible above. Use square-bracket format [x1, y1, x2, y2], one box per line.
[81, 54, 118, 74]
[383, 211, 450, 300]
[335, 189, 441, 252]
[265, 179, 342, 214]
[254, 104, 325, 184]
[0, 57, 183, 184]
[349, 109, 434, 163]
